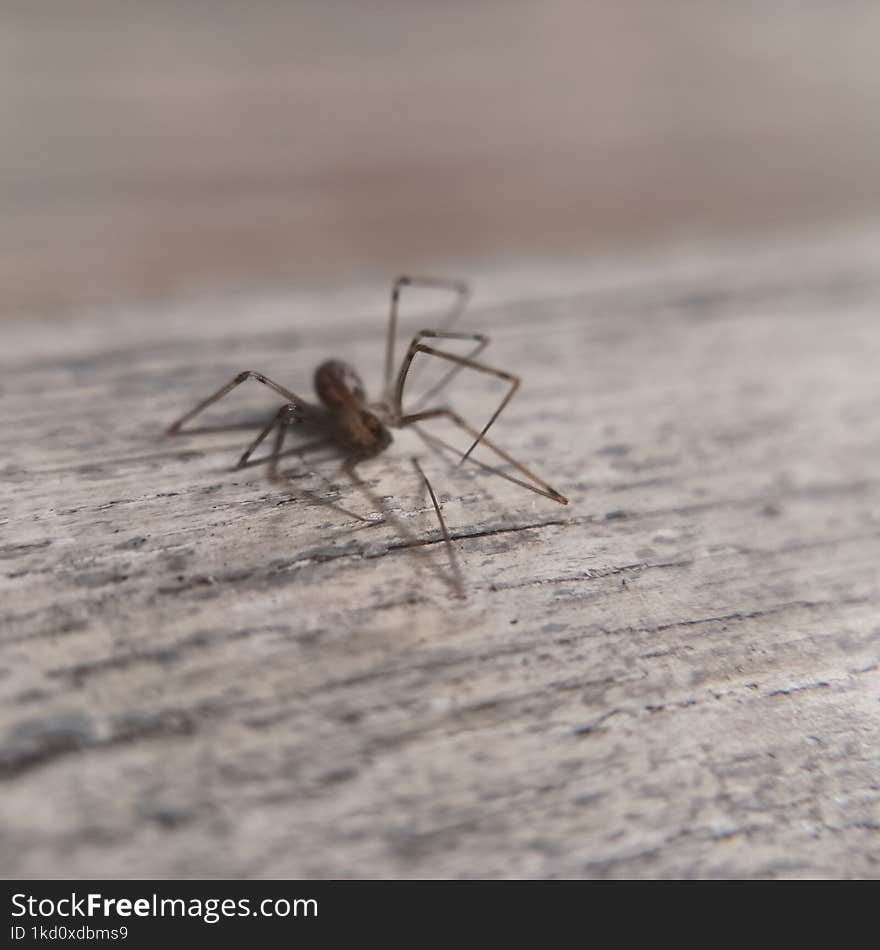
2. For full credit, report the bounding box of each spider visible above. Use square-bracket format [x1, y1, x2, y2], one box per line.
[166, 276, 568, 596]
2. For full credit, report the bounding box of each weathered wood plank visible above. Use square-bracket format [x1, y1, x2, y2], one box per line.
[1, 239, 879, 878]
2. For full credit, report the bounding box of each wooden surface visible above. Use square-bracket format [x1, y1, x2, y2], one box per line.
[4, 1, 880, 311]
[2, 234, 879, 878]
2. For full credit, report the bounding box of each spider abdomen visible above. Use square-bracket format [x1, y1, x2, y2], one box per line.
[314, 359, 366, 409]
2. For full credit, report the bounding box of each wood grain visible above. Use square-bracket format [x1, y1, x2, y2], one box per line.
[2, 236, 879, 878]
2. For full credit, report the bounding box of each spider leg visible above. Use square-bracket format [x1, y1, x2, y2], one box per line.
[412, 457, 464, 598]
[166, 370, 312, 435]
[396, 329, 491, 414]
[342, 458, 464, 597]
[235, 403, 304, 472]
[394, 343, 519, 462]
[384, 276, 469, 393]
[237, 436, 334, 472]
[242, 412, 369, 523]
[401, 408, 568, 505]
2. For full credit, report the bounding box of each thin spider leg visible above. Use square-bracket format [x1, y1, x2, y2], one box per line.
[411, 423, 507, 511]
[235, 403, 301, 470]
[163, 421, 271, 437]
[410, 339, 488, 412]
[394, 345, 519, 463]
[231, 401, 370, 522]
[402, 408, 569, 505]
[237, 436, 334, 471]
[342, 460, 463, 597]
[384, 276, 469, 392]
[271, 418, 369, 520]
[166, 370, 311, 435]
[242, 413, 367, 522]
[411, 423, 458, 470]
[415, 424, 559, 502]
[256, 424, 366, 523]
[412, 457, 464, 598]
[410, 338, 488, 412]
[265, 405, 295, 482]
[411, 423, 505, 510]
[395, 329, 490, 414]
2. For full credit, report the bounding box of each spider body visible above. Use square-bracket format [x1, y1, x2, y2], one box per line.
[167, 275, 568, 596]
[314, 359, 393, 460]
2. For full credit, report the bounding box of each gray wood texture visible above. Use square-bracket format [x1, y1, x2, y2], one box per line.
[2, 234, 879, 878]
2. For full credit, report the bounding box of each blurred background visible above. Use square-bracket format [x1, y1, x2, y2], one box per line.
[2, 0, 880, 312]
